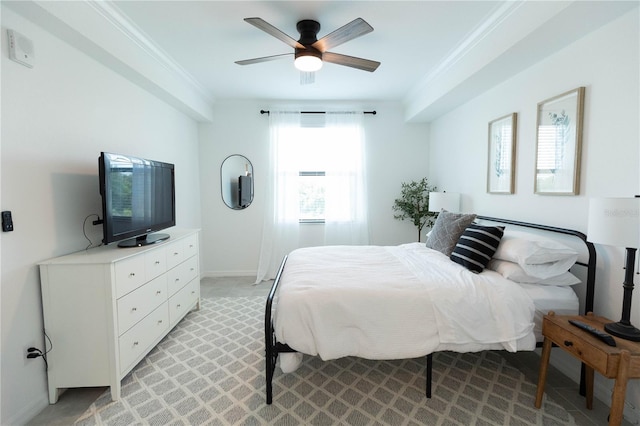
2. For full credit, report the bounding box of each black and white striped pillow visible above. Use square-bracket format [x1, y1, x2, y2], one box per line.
[450, 224, 505, 273]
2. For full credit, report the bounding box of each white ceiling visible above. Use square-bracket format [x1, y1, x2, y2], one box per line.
[5, 1, 638, 122]
[111, 1, 501, 102]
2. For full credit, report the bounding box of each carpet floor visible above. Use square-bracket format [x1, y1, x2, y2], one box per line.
[75, 296, 575, 425]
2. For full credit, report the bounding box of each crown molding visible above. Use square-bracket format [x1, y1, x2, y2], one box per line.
[403, 0, 577, 122]
[86, 1, 212, 103]
[404, 0, 638, 123]
[5, 0, 214, 122]
[415, 0, 525, 93]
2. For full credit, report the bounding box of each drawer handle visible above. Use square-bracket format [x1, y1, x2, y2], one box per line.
[133, 341, 139, 346]
[175, 278, 180, 282]
[155, 260, 160, 265]
[131, 307, 137, 312]
[129, 272, 136, 277]
[190, 268, 195, 272]
[173, 252, 179, 256]
[176, 304, 181, 308]
[564, 340, 573, 347]
[158, 320, 163, 324]
[156, 290, 162, 295]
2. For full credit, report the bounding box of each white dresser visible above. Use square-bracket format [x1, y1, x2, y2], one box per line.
[38, 228, 200, 403]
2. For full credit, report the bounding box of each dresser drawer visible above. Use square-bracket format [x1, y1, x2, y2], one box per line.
[182, 234, 198, 260]
[116, 275, 167, 336]
[543, 318, 611, 374]
[119, 302, 169, 375]
[166, 256, 199, 296]
[115, 256, 146, 298]
[145, 246, 167, 281]
[169, 279, 199, 326]
[165, 240, 186, 270]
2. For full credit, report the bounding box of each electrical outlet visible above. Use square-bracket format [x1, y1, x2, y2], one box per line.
[24, 343, 42, 366]
[24, 343, 36, 365]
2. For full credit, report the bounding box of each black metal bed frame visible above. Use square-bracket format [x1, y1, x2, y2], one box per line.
[264, 216, 597, 404]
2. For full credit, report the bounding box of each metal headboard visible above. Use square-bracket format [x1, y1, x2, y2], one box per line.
[476, 215, 597, 315]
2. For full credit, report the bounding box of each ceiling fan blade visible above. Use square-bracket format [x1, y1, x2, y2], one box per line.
[235, 53, 292, 66]
[312, 18, 373, 52]
[322, 52, 380, 72]
[244, 17, 304, 49]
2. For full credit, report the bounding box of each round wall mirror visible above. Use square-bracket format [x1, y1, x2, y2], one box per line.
[221, 154, 254, 209]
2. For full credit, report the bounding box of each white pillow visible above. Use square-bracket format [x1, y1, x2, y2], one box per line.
[488, 259, 581, 286]
[493, 231, 578, 279]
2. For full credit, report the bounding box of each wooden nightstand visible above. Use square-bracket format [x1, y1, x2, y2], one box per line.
[535, 312, 640, 426]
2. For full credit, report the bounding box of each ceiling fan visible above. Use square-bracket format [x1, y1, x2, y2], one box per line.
[235, 17, 380, 83]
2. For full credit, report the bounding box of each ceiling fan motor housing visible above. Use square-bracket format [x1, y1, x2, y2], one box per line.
[295, 20, 322, 62]
[296, 20, 321, 45]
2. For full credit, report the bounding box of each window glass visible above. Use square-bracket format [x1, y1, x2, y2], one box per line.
[299, 171, 325, 222]
[278, 126, 362, 222]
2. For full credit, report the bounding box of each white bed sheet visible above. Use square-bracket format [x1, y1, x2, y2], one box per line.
[519, 283, 580, 341]
[274, 243, 538, 372]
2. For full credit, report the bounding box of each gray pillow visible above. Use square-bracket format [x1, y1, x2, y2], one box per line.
[425, 210, 477, 256]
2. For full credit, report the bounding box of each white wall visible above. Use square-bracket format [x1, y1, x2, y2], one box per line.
[428, 10, 639, 422]
[0, 8, 202, 425]
[198, 101, 430, 277]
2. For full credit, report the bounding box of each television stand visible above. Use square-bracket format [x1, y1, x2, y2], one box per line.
[118, 232, 170, 248]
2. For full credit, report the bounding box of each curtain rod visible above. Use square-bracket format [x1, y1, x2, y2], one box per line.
[260, 109, 376, 115]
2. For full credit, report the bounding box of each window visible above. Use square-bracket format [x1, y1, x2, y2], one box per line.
[256, 111, 369, 283]
[277, 123, 363, 223]
[299, 171, 325, 223]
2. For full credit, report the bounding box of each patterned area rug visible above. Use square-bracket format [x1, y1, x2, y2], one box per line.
[75, 297, 574, 425]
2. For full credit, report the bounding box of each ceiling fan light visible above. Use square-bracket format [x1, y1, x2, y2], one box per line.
[295, 53, 323, 72]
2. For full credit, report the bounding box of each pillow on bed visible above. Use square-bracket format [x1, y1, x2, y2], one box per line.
[450, 224, 504, 273]
[488, 259, 581, 286]
[493, 232, 579, 279]
[425, 210, 476, 256]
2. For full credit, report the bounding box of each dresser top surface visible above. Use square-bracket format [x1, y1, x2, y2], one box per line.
[39, 228, 199, 265]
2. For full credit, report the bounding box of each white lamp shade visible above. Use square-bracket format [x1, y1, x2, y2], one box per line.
[429, 192, 460, 213]
[587, 197, 640, 248]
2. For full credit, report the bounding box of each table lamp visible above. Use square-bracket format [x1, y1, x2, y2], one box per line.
[428, 192, 461, 214]
[587, 197, 640, 341]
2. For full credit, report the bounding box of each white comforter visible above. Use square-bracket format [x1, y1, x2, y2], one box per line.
[274, 243, 536, 372]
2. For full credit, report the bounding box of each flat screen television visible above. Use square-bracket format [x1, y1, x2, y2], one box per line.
[99, 152, 176, 247]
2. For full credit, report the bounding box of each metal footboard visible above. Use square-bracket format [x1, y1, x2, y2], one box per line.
[265, 255, 296, 404]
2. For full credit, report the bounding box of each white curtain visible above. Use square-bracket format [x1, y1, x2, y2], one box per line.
[255, 111, 369, 283]
[255, 111, 301, 283]
[324, 112, 369, 245]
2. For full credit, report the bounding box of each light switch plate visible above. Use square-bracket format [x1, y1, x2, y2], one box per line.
[2, 211, 14, 232]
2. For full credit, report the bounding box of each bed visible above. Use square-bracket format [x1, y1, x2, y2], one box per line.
[264, 215, 596, 404]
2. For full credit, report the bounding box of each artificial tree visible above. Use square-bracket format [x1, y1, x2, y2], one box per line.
[392, 178, 437, 242]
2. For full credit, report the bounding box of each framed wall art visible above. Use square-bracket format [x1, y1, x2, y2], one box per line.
[534, 87, 585, 195]
[487, 113, 517, 194]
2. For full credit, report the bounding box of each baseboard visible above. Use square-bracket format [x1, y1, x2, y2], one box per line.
[5, 393, 49, 426]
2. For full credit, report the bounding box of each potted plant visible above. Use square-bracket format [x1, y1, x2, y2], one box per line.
[392, 178, 437, 242]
